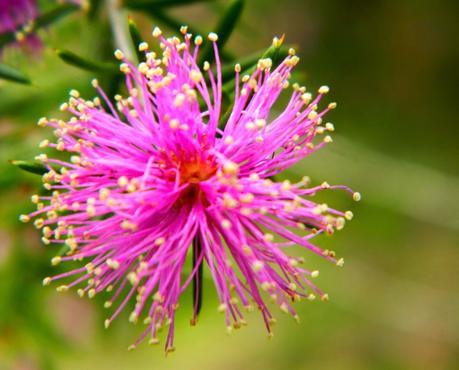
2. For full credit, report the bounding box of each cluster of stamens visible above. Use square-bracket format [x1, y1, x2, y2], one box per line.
[20, 26, 360, 352]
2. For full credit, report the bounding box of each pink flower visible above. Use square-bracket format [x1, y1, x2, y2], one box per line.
[0, 0, 41, 51]
[22, 27, 360, 352]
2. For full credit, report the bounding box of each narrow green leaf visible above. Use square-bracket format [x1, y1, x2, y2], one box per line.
[88, 0, 104, 20]
[34, 3, 80, 29]
[124, 0, 217, 10]
[199, 0, 244, 64]
[128, 17, 145, 62]
[10, 160, 48, 175]
[57, 49, 120, 74]
[0, 64, 31, 85]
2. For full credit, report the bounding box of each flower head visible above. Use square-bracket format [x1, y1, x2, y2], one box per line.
[0, 0, 41, 51]
[23, 28, 359, 351]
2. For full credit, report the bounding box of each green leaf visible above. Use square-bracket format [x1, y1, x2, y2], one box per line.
[199, 0, 244, 64]
[128, 17, 145, 62]
[34, 3, 80, 29]
[124, 0, 217, 10]
[0, 64, 31, 85]
[9, 160, 48, 175]
[56, 49, 120, 74]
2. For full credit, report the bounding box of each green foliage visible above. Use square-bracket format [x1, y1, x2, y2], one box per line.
[0, 64, 31, 84]
[9, 160, 48, 175]
[56, 49, 120, 74]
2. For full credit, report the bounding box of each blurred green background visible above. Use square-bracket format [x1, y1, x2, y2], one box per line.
[1, 0, 458, 369]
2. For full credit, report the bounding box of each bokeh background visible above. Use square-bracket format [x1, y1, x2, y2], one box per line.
[1, 0, 458, 369]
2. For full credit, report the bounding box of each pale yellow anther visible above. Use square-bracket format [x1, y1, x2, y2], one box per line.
[307, 110, 318, 120]
[69, 89, 80, 98]
[336, 258, 344, 267]
[252, 260, 264, 272]
[328, 102, 337, 109]
[104, 301, 112, 308]
[242, 245, 252, 256]
[221, 219, 231, 229]
[127, 272, 139, 286]
[321, 181, 330, 189]
[88, 288, 96, 298]
[325, 122, 335, 131]
[59, 102, 68, 112]
[106, 259, 120, 269]
[99, 188, 110, 201]
[307, 293, 316, 301]
[203, 61, 210, 71]
[234, 63, 241, 73]
[56, 141, 65, 151]
[42, 277, 52, 286]
[19, 214, 30, 223]
[194, 35, 203, 45]
[173, 93, 185, 107]
[240, 193, 254, 203]
[344, 211, 354, 220]
[118, 176, 128, 187]
[90, 79, 99, 89]
[114, 49, 124, 60]
[189, 70, 202, 83]
[153, 291, 164, 302]
[224, 136, 234, 145]
[257, 58, 272, 70]
[264, 233, 274, 242]
[222, 161, 238, 175]
[301, 93, 312, 104]
[318, 85, 330, 94]
[208, 32, 218, 42]
[51, 256, 62, 266]
[272, 36, 283, 48]
[245, 122, 256, 130]
[169, 119, 180, 129]
[316, 127, 325, 135]
[129, 312, 138, 323]
[56, 285, 68, 293]
[104, 319, 110, 329]
[311, 270, 319, 278]
[281, 180, 291, 191]
[218, 303, 227, 312]
[34, 218, 44, 229]
[149, 338, 160, 345]
[321, 293, 329, 302]
[77, 289, 85, 298]
[86, 205, 96, 217]
[138, 42, 149, 52]
[37, 117, 48, 127]
[353, 192, 362, 201]
[280, 302, 289, 313]
[324, 135, 333, 143]
[152, 27, 162, 38]
[39, 139, 50, 148]
[155, 237, 165, 246]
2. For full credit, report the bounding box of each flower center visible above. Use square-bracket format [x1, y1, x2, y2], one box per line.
[179, 157, 217, 184]
[177, 156, 217, 204]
